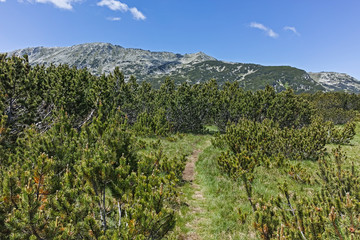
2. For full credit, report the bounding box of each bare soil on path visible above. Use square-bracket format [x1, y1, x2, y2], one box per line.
[181, 149, 206, 240]
[182, 149, 201, 182]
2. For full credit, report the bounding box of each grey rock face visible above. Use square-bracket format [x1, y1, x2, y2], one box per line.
[309, 72, 360, 93]
[8, 42, 216, 77]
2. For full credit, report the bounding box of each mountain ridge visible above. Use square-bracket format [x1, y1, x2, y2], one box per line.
[309, 72, 360, 93]
[6, 42, 360, 93]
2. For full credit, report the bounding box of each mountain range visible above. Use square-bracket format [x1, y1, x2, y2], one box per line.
[7, 42, 360, 93]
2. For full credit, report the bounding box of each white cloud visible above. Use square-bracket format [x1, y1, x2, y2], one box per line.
[97, 0, 128, 11]
[107, 17, 121, 21]
[97, 0, 146, 20]
[250, 22, 278, 38]
[129, 7, 146, 20]
[0, 0, 6, 2]
[24, 0, 80, 10]
[284, 26, 300, 36]
[35, 0, 73, 9]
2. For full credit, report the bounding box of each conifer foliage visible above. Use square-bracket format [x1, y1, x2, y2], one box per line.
[253, 147, 360, 239]
[214, 111, 358, 239]
[1, 108, 186, 239]
[0, 55, 359, 239]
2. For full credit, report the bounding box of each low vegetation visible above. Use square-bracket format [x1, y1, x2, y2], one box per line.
[0, 55, 359, 239]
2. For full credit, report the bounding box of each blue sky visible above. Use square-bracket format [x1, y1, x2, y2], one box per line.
[1, 0, 360, 79]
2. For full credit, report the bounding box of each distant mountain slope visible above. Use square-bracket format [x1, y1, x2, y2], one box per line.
[147, 61, 324, 92]
[8, 42, 215, 75]
[6, 42, 358, 93]
[309, 72, 360, 93]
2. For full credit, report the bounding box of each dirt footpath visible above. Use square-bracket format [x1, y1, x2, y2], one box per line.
[182, 149, 202, 182]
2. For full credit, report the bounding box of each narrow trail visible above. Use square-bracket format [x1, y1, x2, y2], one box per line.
[181, 148, 207, 240]
[182, 149, 201, 182]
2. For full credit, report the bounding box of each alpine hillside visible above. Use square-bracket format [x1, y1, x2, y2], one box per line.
[309, 72, 360, 93]
[7, 42, 360, 93]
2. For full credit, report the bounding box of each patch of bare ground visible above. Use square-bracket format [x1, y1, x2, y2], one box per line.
[181, 149, 206, 240]
[182, 149, 201, 181]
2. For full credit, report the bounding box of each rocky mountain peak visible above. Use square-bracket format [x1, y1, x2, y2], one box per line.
[182, 52, 216, 64]
[5, 42, 360, 93]
[309, 72, 360, 93]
